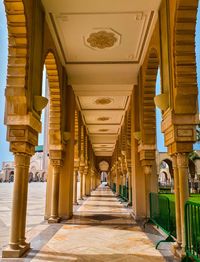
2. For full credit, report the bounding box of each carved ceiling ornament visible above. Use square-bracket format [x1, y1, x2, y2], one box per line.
[95, 98, 112, 105]
[99, 129, 108, 132]
[87, 30, 118, 49]
[97, 116, 110, 121]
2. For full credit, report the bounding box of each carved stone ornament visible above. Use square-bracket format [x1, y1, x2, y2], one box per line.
[87, 31, 117, 49]
[177, 153, 188, 168]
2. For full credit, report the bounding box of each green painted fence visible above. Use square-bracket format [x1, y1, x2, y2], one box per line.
[119, 185, 122, 196]
[113, 183, 116, 193]
[144, 193, 175, 248]
[123, 185, 128, 200]
[185, 201, 200, 261]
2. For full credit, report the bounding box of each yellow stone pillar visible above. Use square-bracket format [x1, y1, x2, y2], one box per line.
[19, 155, 31, 246]
[91, 173, 93, 191]
[177, 153, 189, 251]
[172, 155, 182, 248]
[85, 171, 91, 196]
[73, 168, 78, 204]
[79, 164, 84, 200]
[83, 166, 88, 197]
[115, 166, 120, 196]
[128, 169, 132, 205]
[48, 160, 62, 223]
[2, 153, 32, 258]
[143, 165, 152, 218]
[83, 172, 86, 197]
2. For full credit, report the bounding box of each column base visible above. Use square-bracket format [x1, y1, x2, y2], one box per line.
[2, 242, 30, 258]
[48, 217, 61, 223]
[73, 201, 78, 205]
[171, 242, 185, 259]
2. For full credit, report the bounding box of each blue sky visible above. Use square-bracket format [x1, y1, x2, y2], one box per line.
[0, 1, 200, 167]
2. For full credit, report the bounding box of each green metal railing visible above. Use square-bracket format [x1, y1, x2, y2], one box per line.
[113, 183, 116, 193]
[123, 185, 128, 200]
[185, 201, 200, 262]
[119, 185, 122, 196]
[144, 193, 174, 248]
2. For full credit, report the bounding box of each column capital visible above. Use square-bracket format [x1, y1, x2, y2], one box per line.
[161, 110, 197, 151]
[171, 154, 177, 168]
[143, 165, 152, 176]
[177, 153, 188, 168]
[49, 150, 64, 167]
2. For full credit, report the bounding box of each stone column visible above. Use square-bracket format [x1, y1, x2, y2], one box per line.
[82, 172, 86, 197]
[128, 169, 132, 205]
[85, 171, 91, 196]
[10, 154, 28, 249]
[73, 168, 78, 204]
[116, 166, 120, 196]
[177, 153, 189, 251]
[143, 165, 152, 218]
[2, 152, 32, 258]
[172, 155, 182, 248]
[19, 155, 31, 246]
[48, 160, 62, 223]
[79, 165, 84, 200]
[91, 174, 93, 191]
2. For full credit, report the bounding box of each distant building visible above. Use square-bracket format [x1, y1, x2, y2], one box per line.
[0, 146, 48, 182]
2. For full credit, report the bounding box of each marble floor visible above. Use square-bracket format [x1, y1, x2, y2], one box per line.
[0, 182, 47, 250]
[0, 183, 178, 262]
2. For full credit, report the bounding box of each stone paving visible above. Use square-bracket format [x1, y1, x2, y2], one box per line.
[0, 183, 178, 261]
[0, 182, 47, 250]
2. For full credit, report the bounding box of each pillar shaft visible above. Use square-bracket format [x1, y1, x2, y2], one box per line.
[9, 153, 29, 250]
[172, 155, 182, 246]
[128, 170, 132, 204]
[116, 168, 120, 195]
[177, 153, 189, 250]
[79, 171, 83, 200]
[73, 170, 78, 204]
[49, 165, 61, 222]
[19, 155, 30, 246]
[144, 165, 152, 218]
[83, 173, 86, 196]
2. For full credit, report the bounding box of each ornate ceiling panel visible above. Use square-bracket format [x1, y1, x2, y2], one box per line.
[42, 0, 161, 157]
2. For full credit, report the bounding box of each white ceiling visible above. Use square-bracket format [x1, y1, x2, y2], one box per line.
[42, 0, 161, 156]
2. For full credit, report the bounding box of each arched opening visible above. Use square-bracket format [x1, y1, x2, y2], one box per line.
[158, 159, 173, 193]
[9, 171, 14, 182]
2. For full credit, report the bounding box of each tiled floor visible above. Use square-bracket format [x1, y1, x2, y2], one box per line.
[29, 184, 176, 262]
[0, 183, 177, 262]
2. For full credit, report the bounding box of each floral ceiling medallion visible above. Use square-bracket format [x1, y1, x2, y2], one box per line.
[95, 98, 112, 105]
[87, 31, 117, 49]
[99, 129, 108, 132]
[97, 117, 110, 121]
[84, 28, 121, 50]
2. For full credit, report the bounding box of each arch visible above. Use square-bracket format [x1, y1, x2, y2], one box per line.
[142, 48, 159, 144]
[161, 158, 173, 178]
[189, 159, 196, 178]
[3, 0, 28, 116]
[9, 171, 14, 182]
[159, 171, 168, 183]
[44, 52, 62, 149]
[174, 0, 199, 114]
[29, 172, 33, 182]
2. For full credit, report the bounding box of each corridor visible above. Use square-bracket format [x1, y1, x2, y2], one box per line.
[22, 184, 176, 262]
